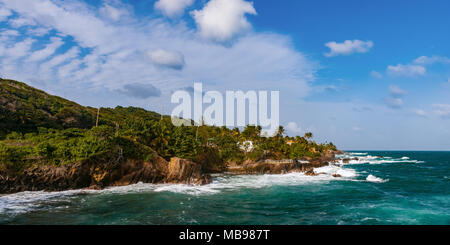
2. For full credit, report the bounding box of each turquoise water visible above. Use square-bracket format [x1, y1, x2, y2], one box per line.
[0, 151, 449, 225]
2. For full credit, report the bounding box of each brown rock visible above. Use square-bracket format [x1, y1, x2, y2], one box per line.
[166, 157, 210, 185]
[305, 169, 317, 176]
[0, 152, 212, 194]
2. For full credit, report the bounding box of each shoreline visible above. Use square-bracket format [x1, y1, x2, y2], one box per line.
[0, 150, 342, 195]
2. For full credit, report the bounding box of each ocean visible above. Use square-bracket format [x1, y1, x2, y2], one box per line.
[0, 151, 449, 225]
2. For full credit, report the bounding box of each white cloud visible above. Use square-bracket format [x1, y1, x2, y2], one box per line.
[412, 109, 427, 118]
[385, 85, 407, 109]
[40, 46, 80, 72]
[0, 0, 316, 107]
[413, 55, 450, 65]
[9, 16, 36, 28]
[1, 0, 120, 52]
[3, 38, 35, 59]
[433, 104, 450, 119]
[384, 97, 403, 109]
[0, 6, 12, 21]
[286, 122, 302, 134]
[27, 27, 52, 36]
[352, 126, 362, 132]
[100, 4, 130, 21]
[191, 0, 257, 42]
[27, 37, 64, 62]
[370, 70, 383, 79]
[387, 64, 426, 77]
[148, 49, 185, 70]
[154, 0, 194, 18]
[324, 40, 373, 57]
[389, 85, 407, 97]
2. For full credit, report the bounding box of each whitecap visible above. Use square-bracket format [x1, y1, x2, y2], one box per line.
[314, 165, 357, 178]
[366, 174, 388, 183]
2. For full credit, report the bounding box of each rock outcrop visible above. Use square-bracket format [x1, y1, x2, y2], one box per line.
[226, 151, 336, 175]
[0, 152, 211, 194]
[166, 157, 211, 185]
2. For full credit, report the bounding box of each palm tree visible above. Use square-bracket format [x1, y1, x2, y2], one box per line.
[276, 126, 285, 138]
[304, 132, 313, 140]
[151, 121, 171, 156]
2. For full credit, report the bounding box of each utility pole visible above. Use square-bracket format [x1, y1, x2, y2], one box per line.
[115, 122, 119, 137]
[96, 108, 100, 127]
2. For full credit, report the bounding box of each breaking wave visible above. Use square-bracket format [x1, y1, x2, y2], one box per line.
[335, 152, 424, 165]
[366, 174, 388, 183]
[1, 151, 406, 216]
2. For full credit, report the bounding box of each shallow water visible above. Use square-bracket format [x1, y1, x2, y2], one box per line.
[1, 151, 449, 225]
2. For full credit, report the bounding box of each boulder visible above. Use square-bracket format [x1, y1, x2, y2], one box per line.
[166, 157, 211, 185]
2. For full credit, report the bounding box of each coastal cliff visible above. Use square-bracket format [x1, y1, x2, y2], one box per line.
[0, 79, 341, 194]
[0, 152, 211, 194]
[226, 151, 337, 175]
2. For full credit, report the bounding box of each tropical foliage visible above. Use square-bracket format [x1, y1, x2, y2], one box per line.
[0, 79, 337, 174]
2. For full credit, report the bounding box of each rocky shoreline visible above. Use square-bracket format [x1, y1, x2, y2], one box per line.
[0, 150, 341, 194]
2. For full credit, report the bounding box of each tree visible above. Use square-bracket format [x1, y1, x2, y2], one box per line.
[304, 132, 313, 139]
[276, 126, 285, 138]
[151, 120, 172, 157]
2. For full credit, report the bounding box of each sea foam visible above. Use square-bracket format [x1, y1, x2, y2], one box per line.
[366, 174, 388, 183]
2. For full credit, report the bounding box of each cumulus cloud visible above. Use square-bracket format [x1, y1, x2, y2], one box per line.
[148, 49, 185, 70]
[0, 0, 316, 107]
[191, 0, 257, 42]
[155, 0, 194, 18]
[386, 55, 450, 78]
[387, 64, 426, 77]
[120, 83, 162, 99]
[433, 104, 450, 119]
[324, 40, 373, 57]
[286, 122, 302, 134]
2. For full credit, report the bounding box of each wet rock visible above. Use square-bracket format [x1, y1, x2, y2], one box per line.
[305, 170, 317, 176]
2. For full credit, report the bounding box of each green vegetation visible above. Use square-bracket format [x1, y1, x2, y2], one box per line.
[0, 79, 337, 174]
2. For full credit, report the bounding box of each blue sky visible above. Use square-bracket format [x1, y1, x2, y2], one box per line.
[0, 0, 449, 150]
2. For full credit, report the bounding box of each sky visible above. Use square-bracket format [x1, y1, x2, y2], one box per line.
[0, 0, 449, 150]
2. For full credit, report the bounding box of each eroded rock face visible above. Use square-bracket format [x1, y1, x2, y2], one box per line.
[226, 151, 337, 176]
[0, 153, 211, 194]
[226, 159, 330, 175]
[166, 157, 211, 185]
